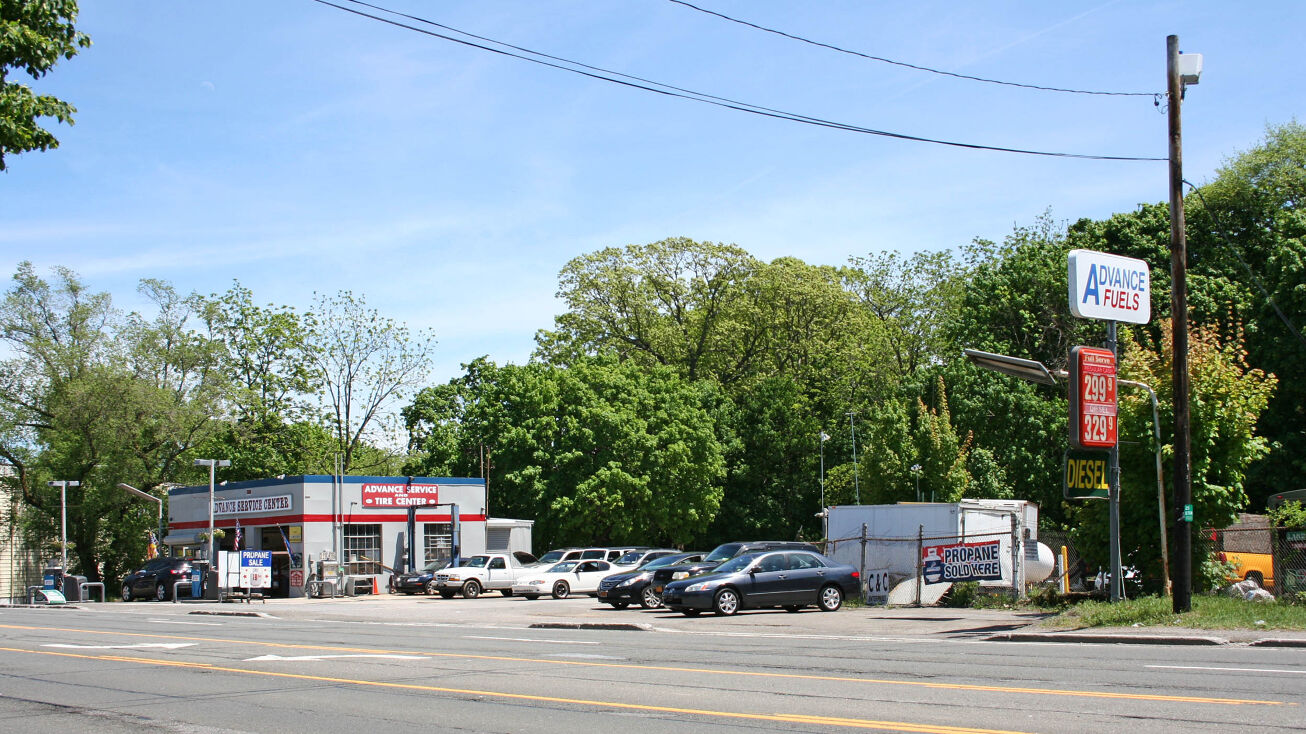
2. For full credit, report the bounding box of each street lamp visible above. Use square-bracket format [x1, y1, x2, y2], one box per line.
[911, 464, 922, 502]
[117, 483, 164, 555]
[847, 411, 860, 505]
[193, 459, 230, 565]
[819, 431, 830, 544]
[47, 480, 80, 572]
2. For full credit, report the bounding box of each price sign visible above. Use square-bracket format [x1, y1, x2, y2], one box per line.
[1069, 346, 1117, 449]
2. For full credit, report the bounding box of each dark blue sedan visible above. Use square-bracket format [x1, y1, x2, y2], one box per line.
[660, 550, 859, 616]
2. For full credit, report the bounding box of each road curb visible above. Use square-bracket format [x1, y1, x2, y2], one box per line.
[1248, 638, 1306, 648]
[530, 622, 652, 631]
[987, 632, 1227, 645]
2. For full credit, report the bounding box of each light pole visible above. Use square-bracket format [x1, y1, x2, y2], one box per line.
[117, 483, 164, 556]
[911, 464, 922, 502]
[47, 480, 80, 572]
[819, 431, 830, 541]
[847, 411, 860, 504]
[193, 459, 230, 566]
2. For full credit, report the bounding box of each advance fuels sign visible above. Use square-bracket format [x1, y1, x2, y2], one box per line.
[1068, 249, 1151, 324]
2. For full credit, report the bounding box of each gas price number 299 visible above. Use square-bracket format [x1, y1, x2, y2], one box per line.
[1069, 346, 1118, 450]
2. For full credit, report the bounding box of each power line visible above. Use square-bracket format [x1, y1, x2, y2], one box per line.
[310, 0, 1165, 162]
[668, 0, 1159, 98]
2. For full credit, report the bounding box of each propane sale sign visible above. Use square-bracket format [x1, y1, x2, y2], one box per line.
[922, 540, 1004, 584]
[1068, 249, 1151, 324]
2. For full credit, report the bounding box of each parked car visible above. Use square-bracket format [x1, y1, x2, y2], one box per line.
[597, 552, 704, 609]
[649, 540, 821, 599]
[432, 551, 540, 598]
[512, 559, 615, 599]
[534, 547, 609, 565]
[392, 558, 453, 595]
[661, 550, 860, 616]
[610, 548, 678, 569]
[122, 557, 194, 602]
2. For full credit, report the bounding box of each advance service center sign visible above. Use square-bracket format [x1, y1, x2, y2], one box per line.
[1068, 249, 1151, 325]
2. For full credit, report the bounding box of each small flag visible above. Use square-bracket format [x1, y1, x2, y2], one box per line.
[277, 525, 293, 554]
[234, 519, 242, 551]
[146, 531, 159, 560]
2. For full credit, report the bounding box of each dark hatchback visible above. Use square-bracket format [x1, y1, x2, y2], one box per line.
[661, 550, 859, 616]
[596, 552, 704, 609]
[122, 557, 194, 602]
[648, 540, 820, 599]
[393, 559, 453, 595]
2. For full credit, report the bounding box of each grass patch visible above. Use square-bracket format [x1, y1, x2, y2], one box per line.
[1042, 594, 1306, 630]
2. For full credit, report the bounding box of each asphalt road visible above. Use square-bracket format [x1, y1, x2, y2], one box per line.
[2, 596, 1303, 733]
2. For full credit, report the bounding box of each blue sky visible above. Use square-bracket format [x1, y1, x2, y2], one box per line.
[2, 1, 1303, 386]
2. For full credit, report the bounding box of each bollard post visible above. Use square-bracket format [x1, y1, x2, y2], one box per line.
[859, 523, 868, 604]
[1060, 546, 1071, 595]
[915, 526, 923, 607]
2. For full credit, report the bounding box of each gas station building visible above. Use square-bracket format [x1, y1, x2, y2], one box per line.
[164, 475, 533, 598]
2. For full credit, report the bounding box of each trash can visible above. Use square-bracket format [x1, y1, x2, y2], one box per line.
[61, 574, 87, 602]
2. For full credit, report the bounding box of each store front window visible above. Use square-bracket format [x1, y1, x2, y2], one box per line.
[343, 523, 382, 575]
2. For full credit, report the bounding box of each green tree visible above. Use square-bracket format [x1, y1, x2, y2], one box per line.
[0, 0, 90, 169]
[405, 356, 725, 550]
[844, 249, 964, 378]
[305, 290, 434, 473]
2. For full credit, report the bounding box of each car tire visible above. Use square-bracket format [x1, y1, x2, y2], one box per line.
[155, 582, 169, 602]
[783, 605, 803, 613]
[680, 609, 701, 617]
[609, 601, 630, 609]
[501, 588, 514, 597]
[425, 580, 438, 595]
[640, 585, 663, 609]
[523, 594, 540, 600]
[439, 591, 455, 599]
[713, 588, 740, 616]
[818, 584, 843, 612]
[552, 581, 570, 599]
[122, 584, 133, 602]
[462, 580, 482, 599]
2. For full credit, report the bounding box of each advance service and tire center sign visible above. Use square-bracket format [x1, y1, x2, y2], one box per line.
[922, 540, 1004, 584]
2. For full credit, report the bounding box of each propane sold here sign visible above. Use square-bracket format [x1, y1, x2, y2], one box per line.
[1068, 249, 1151, 324]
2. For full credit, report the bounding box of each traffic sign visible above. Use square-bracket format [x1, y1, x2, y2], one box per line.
[1064, 449, 1109, 499]
[1069, 346, 1117, 449]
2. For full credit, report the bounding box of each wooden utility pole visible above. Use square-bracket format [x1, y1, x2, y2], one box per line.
[1167, 35, 1193, 613]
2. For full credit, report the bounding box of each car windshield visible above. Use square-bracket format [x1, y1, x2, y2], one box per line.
[713, 554, 759, 575]
[641, 554, 688, 570]
[460, 556, 490, 568]
[536, 551, 567, 564]
[548, 561, 578, 573]
[615, 551, 646, 565]
[704, 543, 742, 562]
[421, 559, 448, 572]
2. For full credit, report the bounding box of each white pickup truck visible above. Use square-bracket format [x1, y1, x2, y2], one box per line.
[431, 551, 539, 599]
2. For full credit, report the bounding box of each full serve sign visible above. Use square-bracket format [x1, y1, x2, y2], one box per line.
[1069, 346, 1117, 449]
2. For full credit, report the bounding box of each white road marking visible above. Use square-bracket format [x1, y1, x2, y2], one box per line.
[464, 636, 599, 645]
[545, 653, 623, 660]
[1147, 664, 1306, 675]
[43, 643, 195, 650]
[146, 619, 222, 626]
[245, 654, 424, 662]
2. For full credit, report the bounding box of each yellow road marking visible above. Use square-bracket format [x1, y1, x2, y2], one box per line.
[0, 623, 1289, 707]
[0, 645, 1030, 734]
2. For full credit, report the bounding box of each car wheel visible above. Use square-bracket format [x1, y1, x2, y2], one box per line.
[523, 594, 540, 600]
[610, 601, 630, 609]
[501, 588, 514, 597]
[680, 609, 701, 617]
[640, 585, 663, 609]
[818, 584, 843, 612]
[462, 580, 482, 599]
[155, 582, 169, 602]
[713, 588, 740, 616]
[121, 584, 133, 602]
[425, 580, 438, 595]
[552, 581, 570, 599]
[783, 605, 803, 613]
[439, 591, 455, 599]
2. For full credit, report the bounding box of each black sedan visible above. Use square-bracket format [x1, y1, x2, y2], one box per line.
[392, 559, 452, 595]
[596, 552, 704, 609]
[122, 557, 194, 602]
[661, 550, 859, 616]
